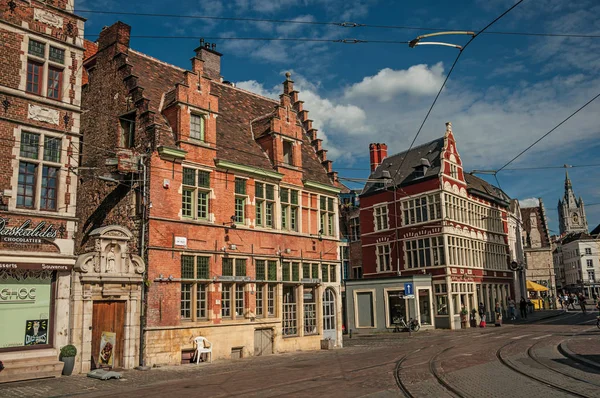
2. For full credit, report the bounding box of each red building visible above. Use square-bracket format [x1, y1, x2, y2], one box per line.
[76, 22, 343, 370]
[358, 122, 513, 329]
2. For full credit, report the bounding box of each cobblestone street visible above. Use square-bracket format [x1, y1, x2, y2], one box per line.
[2, 310, 599, 397]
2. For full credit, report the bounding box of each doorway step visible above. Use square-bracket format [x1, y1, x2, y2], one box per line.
[0, 349, 64, 383]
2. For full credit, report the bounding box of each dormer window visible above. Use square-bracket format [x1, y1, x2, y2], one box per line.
[190, 114, 205, 142]
[414, 158, 431, 178]
[283, 140, 293, 165]
[119, 112, 136, 148]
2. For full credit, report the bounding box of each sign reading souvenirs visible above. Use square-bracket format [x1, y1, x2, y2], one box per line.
[0, 262, 72, 271]
[0, 218, 58, 244]
[24, 319, 48, 346]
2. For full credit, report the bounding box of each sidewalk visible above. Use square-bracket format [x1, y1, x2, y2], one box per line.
[502, 309, 565, 324]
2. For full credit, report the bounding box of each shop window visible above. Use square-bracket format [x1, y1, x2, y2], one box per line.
[119, 113, 136, 148]
[434, 284, 448, 316]
[282, 285, 297, 336]
[373, 205, 389, 231]
[255, 182, 275, 228]
[0, 270, 52, 349]
[387, 290, 406, 327]
[356, 291, 374, 327]
[180, 255, 209, 321]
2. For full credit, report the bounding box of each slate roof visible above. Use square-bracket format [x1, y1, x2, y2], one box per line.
[362, 135, 509, 206]
[362, 137, 444, 195]
[120, 50, 334, 185]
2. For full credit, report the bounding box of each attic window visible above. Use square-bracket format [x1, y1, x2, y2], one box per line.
[190, 114, 205, 142]
[449, 164, 458, 178]
[119, 112, 136, 148]
[283, 140, 293, 165]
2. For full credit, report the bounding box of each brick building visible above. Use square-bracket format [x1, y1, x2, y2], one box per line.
[76, 22, 343, 369]
[353, 123, 513, 330]
[0, 0, 85, 383]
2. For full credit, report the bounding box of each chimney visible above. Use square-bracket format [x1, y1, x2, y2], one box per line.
[369, 143, 388, 172]
[98, 22, 131, 53]
[194, 39, 222, 81]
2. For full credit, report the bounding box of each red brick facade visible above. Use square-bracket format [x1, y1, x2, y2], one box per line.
[359, 123, 514, 328]
[78, 22, 343, 364]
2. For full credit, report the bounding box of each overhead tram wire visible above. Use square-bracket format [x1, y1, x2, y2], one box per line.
[80, 34, 409, 44]
[75, 9, 600, 39]
[496, 91, 600, 173]
[389, 0, 525, 185]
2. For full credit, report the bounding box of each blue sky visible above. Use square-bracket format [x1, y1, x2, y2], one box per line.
[77, 0, 600, 233]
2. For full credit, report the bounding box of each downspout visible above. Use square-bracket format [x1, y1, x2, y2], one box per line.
[139, 155, 148, 368]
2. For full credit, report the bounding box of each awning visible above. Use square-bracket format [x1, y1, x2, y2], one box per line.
[526, 280, 549, 292]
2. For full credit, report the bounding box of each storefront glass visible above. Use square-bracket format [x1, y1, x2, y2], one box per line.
[418, 289, 431, 325]
[387, 290, 406, 325]
[0, 271, 52, 349]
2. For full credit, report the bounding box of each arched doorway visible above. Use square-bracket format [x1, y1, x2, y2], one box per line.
[323, 288, 337, 341]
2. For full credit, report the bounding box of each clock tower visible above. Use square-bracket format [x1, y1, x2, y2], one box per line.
[558, 170, 588, 235]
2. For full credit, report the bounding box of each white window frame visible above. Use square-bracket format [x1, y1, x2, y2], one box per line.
[402, 194, 441, 225]
[373, 205, 389, 231]
[376, 243, 392, 273]
[25, 37, 67, 101]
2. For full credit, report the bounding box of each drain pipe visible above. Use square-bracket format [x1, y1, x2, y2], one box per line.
[138, 155, 148, 369]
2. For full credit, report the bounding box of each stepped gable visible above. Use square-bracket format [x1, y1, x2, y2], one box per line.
[301, 134, 332, 185]
[211, 82, 276, 170]
[363, 137, 444, 195]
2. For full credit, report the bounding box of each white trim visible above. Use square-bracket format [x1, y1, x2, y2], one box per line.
[353, 288, 377, 329]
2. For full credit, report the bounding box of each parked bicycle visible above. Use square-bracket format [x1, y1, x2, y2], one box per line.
[392, 315, 420, 332]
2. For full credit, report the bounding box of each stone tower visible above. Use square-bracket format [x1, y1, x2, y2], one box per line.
[558, 170, 588, 235]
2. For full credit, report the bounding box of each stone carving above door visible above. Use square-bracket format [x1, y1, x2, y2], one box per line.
[75, 225, 145, 281]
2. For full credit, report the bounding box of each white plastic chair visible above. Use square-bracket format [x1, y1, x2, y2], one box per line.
[193, 336, 212, 364]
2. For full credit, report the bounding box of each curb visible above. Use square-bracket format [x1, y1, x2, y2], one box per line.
[504, 310, 566, 325]
[558, 341, 600, 370]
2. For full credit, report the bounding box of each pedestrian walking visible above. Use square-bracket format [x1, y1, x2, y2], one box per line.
[558, 295, 564, 310]
[494, 301, 502, 327]
[578, 293, 587, 314]
[519, 297, 527, 319]
[478, 302, 486, 327]
[568, 294, 575, 310]
[508, 297, 516, 320]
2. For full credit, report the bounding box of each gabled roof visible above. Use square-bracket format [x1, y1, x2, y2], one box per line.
[464, 173, 510, 206]
[362, 137, 444, 196]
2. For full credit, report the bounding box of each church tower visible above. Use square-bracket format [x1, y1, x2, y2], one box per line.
[558, 170, 588, 235]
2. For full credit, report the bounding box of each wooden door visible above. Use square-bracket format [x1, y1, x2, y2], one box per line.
[253, 328, 273, 356]
[92, 301, 126, 369]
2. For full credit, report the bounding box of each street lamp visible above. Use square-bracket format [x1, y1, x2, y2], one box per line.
[408, 31, 475, 50]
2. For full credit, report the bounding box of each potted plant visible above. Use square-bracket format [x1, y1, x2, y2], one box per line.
[60, 344, 77, 376]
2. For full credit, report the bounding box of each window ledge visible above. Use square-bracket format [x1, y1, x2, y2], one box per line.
[179, 139, 213, 150]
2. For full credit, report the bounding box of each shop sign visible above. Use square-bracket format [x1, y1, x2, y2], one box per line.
[24, 319, 48, 345]
[0, 286, 36, 304]
[0, 262, 72, 271]
[0, 218, 58, 244]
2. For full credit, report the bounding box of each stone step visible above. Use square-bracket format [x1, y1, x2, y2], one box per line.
[0, 359, 64, 383]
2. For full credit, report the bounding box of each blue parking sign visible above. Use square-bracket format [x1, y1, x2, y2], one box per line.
[404, 282, 414, 296]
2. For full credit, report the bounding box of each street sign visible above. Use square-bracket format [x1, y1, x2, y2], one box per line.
[404, 282, 414, 299]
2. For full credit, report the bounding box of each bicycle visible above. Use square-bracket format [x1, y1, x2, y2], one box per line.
[392, 316, 420, 333]
[596, 316, 600, 329]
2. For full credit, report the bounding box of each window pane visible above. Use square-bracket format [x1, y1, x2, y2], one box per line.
[282, 263, 290, 282]
[28, 40, 45, 58]
[234, 178, 246, 195]
[49, 46, 65, 64]
[267, 261, 277, 281]
[267, 285, 276, 316]
[291, 190, 298, 205]
[311, 264, 318, 279]
[235, 285, 245, 316]
[182, 168, 195, 186]
[256, 200, 263, 226]
[197, 171, 210, 188]
[20, 132, 40, 159]
[181, 255, 195, 278]
[190, 114, 205, 141]
[302, 264, 310, 279]
[322, 265, 329, 282]
[221, 285, 231, 317]
[40, 166, 58, 211]
[222, 258, 233, 276]
[280, 188, 289, 203]
[256, 285, 264, 317]
[235, 259, 246, 276]
[26, 61, 42, 94]
[196, 284, 206, 319]
[17, 162, 36, 208]
[255, 260, 265, 280]
[235, 197, 245, 223]
[255, 182, 264, 198]
[265, 184, 274, 200]
[292, 263, 299, 281]
[197, 257, 209, 279]
[46, 67, 62, 99]
[265, 202, 274, 228]
[182, 189, 193, 217]
[197, 191, 208, 219]
[327, 197, 334, 211]
[43, 136, 61, 162]
[181, 284, 192, 319]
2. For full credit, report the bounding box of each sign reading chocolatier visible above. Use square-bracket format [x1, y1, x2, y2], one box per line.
[0, 218, 58, 244]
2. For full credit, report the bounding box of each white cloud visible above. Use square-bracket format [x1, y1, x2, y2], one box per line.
[344, 63, 446, 102]
[519, 198, 540, 208]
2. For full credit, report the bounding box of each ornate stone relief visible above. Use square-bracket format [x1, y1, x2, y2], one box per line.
[28, 104, 59, 125]
[74, 225, 145, 279]
[33, 8, 64, 29]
